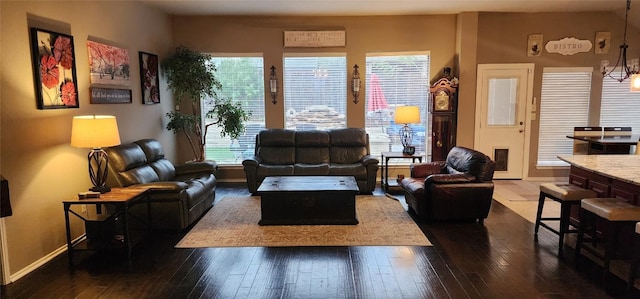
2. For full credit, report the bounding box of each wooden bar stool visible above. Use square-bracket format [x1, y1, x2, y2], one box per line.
[535, 183, 597, 257]
[628, 222, 640, 292]
[575, 198, 640, 284]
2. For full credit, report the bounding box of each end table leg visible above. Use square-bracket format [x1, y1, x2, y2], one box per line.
[63, 203, 74, 269]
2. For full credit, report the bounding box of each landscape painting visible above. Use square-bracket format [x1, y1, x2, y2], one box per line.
[86, 40, 130, 86]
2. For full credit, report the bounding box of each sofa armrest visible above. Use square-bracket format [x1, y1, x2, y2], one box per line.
[425, 173, 476, 185]
[242, 156, 262, 168]
[133, 181, 189, 191]
[175, 161, 218, 176]
[361, 155, 379, 166]
[410, 161, 446, 178]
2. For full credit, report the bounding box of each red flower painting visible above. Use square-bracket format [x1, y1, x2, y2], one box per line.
[30, 28, 79, 109]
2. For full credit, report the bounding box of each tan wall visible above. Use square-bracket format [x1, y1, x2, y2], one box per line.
[171, 15, 459, 180]
[0, 1, 173, 280]
[476, 11, 638, 178]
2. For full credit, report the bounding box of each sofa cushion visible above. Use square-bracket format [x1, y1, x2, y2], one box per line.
[256, 164, 294, 180]
[294, 163, 330, 175]
[257, 129, 296, 164]
[117, 165, 161, 186]
[148, 159, 177, 181]
[108, 143, 147, 172]
[329, 128, 368, 164]
[135, 139, 165, 162]
[328, 163, 367, 180]
[295, 130, 330, 164]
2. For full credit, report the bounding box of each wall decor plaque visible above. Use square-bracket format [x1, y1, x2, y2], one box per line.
[545, 37, 592, 55]
[284, 30, 346, 48]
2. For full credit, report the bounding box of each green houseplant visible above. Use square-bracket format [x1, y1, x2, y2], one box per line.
[162, 46, 249, 161]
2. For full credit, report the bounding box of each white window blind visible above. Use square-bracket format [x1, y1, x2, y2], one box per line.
[536, 67, 592, 166]
[600, 70, 640, 130]
[203, 55, 266, 164]
[283, 54, 347, 130]
[364, 53, 430, 160]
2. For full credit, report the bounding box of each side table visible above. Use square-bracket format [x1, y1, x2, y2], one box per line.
[381, 152, 424, 193]
[63, 187, 149, 268]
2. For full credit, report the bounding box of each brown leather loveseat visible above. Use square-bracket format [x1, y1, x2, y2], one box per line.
[400, 146, 495, 223]
[105, 139, 217, 230]
[242, 128, 379, 194]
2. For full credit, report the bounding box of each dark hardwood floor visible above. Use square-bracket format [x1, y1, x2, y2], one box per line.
[1, 183, 637, 298]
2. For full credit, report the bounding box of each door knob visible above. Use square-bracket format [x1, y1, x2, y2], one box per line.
[519, 129, 524, 133]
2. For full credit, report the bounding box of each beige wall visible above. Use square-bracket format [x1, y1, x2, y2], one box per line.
[0, 1, 173, 280]
[476, 11, 639, 178]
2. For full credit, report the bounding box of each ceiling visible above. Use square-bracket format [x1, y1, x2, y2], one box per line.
[140, 0, 633, 17]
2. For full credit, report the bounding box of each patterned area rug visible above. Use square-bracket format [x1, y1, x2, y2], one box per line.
[176, 195, 431, 248]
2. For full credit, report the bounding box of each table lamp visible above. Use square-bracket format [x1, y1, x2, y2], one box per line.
[71, 115, 121, 193]
[394, 106, 420, 154]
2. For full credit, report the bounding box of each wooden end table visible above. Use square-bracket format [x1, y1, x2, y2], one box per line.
[63, 187, 149, 268]
[381, 152, 424, 192]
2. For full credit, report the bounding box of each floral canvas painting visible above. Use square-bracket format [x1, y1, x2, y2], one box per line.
[87, 40, 130, 86]
[139, 52, 160, 104]
[30, 28, 79, 109]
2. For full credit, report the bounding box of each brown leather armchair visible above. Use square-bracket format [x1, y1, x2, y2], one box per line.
[400, 146, 495, 223]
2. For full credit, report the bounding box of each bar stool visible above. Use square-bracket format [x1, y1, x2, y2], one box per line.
[575, 198, 640, 284]
[628, 222, 640, 292]
[535, 183, 597, 257]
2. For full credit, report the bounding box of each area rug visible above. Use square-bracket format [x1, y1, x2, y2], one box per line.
[175, 195, 431, 248]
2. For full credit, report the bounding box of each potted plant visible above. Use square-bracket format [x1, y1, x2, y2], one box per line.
[162, 46, 249, 161]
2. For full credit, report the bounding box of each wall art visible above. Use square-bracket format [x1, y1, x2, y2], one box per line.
[87, 40, 130, 87]
[139, 51, 160, 104]
[90, 87, 132, 104]
[545, 37, 592, 55]
[30, 28, 79, 109]
[527, 34, 543, 57]
[595, 32, 611, 54]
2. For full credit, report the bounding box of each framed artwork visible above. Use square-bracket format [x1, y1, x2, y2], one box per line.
[527, 34, 543, 57]
[30, 28, 79, 109]
[595, 32, 611, 54]
[139, 52, 160, 104]
[86, 40, 130, 87]
[90, 87, 132, 104]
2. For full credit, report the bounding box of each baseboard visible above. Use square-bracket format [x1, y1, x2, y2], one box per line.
[8, 235, 83, 284]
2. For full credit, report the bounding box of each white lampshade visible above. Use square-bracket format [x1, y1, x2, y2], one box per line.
[394, 106, 420, 124]
[71, 115, 121, 148]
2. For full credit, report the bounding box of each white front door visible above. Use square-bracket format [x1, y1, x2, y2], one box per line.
[475, 64, 534, 179]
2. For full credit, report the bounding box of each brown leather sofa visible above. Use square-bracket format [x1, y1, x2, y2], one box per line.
[400, 146, 495, 223]
[105, 139, 217, 230]
[242, 128, 379, 194]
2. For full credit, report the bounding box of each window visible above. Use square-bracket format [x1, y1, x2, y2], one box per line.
[283, 53, 347, 130]
[536, 67, 592, 166]
[203, 55, 266, 164]
[364, 53, 430, 159]
[600, 70, 640, 130]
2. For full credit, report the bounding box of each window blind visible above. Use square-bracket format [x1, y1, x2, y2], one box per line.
[283, 54, 347, 130]
[600, 69, 640, 131]
[537, 67, 592, 166]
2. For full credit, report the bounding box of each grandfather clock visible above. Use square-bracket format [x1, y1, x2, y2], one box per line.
[429, 68, 458, 161]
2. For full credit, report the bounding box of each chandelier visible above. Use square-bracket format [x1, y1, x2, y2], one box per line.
[602, 0, 640, 91]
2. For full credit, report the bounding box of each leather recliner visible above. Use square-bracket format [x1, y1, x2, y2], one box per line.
[105, 139, 217, 230]
[400, 146, 495, 223]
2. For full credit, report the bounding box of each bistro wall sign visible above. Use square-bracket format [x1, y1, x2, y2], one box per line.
[545, 37, 592, 55]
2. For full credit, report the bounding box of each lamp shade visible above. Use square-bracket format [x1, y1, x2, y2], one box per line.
[71, 115, 121, 148]
[394, 106, 420, 124]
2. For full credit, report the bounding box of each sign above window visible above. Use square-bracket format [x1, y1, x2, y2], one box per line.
[284, 30, 346, 48]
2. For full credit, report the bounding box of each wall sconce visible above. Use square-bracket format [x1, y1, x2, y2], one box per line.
[269, 65, 278, 104]
[351, 64, 361, 104]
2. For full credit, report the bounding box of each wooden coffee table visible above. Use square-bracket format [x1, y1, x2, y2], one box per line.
[257, 176, 360, 225]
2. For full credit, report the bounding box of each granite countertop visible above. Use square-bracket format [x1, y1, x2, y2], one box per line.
[558, 155, 640, 185]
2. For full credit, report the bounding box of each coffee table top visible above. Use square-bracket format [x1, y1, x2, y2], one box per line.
[258, 176, 359, 193]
